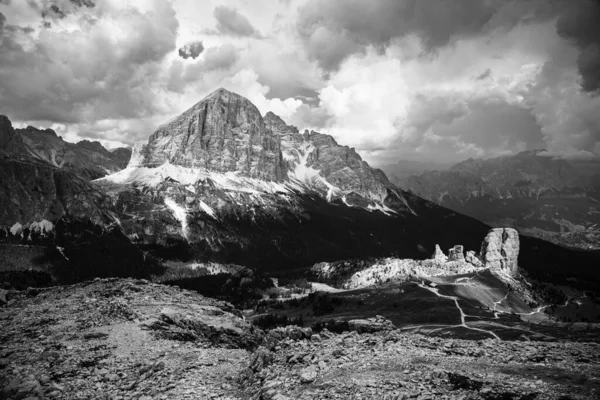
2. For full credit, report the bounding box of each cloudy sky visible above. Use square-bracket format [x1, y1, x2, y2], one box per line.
[0, 0, 599, 164]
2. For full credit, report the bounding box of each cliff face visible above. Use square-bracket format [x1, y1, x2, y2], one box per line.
[17, 127, 123, 180]
[264, 111, 394, 205]
[136, 88, 287, 181]
[108, 147, 133, 169]
[0, 115, 27, 156]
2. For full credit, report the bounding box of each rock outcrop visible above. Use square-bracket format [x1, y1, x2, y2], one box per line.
[448, 245, 465, 262]
[431, 244, 448, 263]
[76, 140, 132, 169]
[481, 228, 520, 276]
[0, 115, 27, 155]
[348, 315, 395, 333]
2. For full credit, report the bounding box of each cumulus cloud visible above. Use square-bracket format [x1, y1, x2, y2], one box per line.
[297, 0, 508, 71]
[167, 44, 239, 93]
[1, 0, 599, 163]
[0, 0, 179, 124]
[211, 6, 260, 37]
[178, 40, 204, 59]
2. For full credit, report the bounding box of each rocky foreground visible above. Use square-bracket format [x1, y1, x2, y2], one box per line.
[1, 279, 599, 400]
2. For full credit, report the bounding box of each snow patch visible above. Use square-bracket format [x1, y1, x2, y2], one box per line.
[286, 141, 339, 201]
[367, 202, 396, 216]
[30, 219, 54, 235]
[199, 201, 217, 219]
[56, 246, 69, 261]
[10, 222, 22, 236]
[164, 197, 188, 239]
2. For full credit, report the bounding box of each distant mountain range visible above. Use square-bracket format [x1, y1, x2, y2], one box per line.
[385, 150, 600, 250]
[0, 116, 131, 180]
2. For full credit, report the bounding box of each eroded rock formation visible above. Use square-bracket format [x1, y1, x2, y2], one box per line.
[480, 228, 520, 275]
[448, 245, 465, 262]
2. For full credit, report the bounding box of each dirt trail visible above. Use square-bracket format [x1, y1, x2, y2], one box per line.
[417, 282, 501, 340]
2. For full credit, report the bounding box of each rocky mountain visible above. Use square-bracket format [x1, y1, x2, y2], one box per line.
[0, 116, 156, 284]
[0, 115, 132, 180]
[16, 126, 125, 180]
[378, 159, 452, 179]
[1, 89, 600, 292]
[76, 140, 132, 170]
[95, 88, 496, 271]
[392, 150, 600, 250]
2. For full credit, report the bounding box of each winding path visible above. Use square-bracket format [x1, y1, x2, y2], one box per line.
[416, 282, 501, 340]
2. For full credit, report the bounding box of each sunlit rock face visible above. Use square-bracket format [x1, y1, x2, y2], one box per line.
[136, 88, 287, 182]
[264, 110, 398, 207]
[481, 228, 520, 276]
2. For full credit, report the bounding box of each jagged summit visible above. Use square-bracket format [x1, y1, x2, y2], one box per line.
[134, 87, 286, 181]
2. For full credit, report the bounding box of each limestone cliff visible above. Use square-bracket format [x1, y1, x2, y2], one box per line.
[481, 228, 520, 276]
[136, 88, 287, 181]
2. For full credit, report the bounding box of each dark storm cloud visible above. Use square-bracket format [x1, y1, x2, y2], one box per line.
[296, 0, 567, 72]
[476, 69, 492, 80]
[39, 0, 95, 20]
[178, 41, 204, 59]
[405, 94, 470, 137]
[69, 0, 95, 7]
[297, 0, 501, 71]
[0, 1, 180, 124]
[434, 98, 546, 152]
[557, 0, 600, 92]
[212, 6, 260, 37]
[0, 0, 11, 5]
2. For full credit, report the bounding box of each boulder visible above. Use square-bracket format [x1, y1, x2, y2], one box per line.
[480, 228, 520, 276]
[300, 365, 318, 383]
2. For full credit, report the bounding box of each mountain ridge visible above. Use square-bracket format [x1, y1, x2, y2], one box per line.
[0, 115, 132, 180]
[391, 150, 600, 250]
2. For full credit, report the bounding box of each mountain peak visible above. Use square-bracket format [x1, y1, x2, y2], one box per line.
[138, 86, 286, 180]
